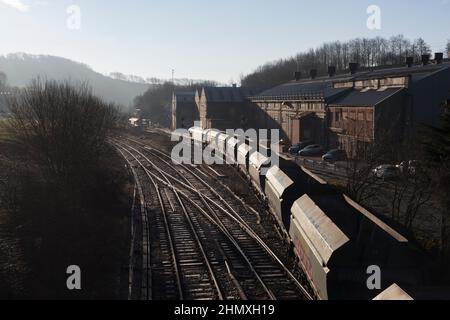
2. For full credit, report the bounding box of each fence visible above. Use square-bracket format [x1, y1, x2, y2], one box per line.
[295, 157, 349, 180]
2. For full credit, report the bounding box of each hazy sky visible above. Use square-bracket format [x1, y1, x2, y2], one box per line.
[1, 0, 449, 83]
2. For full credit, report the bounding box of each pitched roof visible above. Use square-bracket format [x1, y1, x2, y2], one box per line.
[251, 78, 351, 102]
[203, 87, 264, 103]
[353, 63, 450, 82]
[329, 87, 405, 107]
[250, 61, 450, 102]
[174, 91, 196, 102]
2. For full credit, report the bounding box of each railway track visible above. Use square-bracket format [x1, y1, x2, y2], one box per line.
[116, 148, 151, 300]
[119, 146, 224, 300]
[115, 137, 314, 300]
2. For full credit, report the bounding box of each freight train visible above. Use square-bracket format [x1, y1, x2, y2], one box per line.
[178, 126, 421, 300]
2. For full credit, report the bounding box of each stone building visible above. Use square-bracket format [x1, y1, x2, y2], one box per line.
[327, 58, 450, 154]
[248, 69, 350, 146]
[196, 86, 264, 131]
[249, 55, 450, 155]
[171, 91, 198, 130]
[170, 55, 450, 156]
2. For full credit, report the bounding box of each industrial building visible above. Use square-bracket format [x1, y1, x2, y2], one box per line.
[171, 54, 450, 156]
[249, 54, 450, 155]
[195, 86, 264, 131]
[172, 86, 264, 131]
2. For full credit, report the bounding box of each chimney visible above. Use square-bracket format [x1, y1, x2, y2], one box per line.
[310, 69, 317, 79]
[328, 66, 336, 77]
[435, 52, 444, 64]
[294, 71, 302, 81]
[406, 57, 414, 68]
[232, 83, 237, 88]
[421, 54, 430, 66]
[349, 63, 359, 75]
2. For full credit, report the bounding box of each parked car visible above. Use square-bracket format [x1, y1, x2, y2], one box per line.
[372, 165, 400, 180]
[288, 140, 313, 154]
[298, 144, 324, 157]
[322, 149, 347, 162]
[398, 160, 421, 175]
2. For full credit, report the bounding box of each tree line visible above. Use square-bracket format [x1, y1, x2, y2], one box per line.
[242, 35, 447, 87]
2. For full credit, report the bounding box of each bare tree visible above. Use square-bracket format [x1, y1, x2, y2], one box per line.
[422, 101, 450, 255]
[1, 79, 130, 299]
[342, 117, 389, 203]
[446, 40, 450, 58]
[414, 38, 431, 58]
[0, 72, 7, 112]
[5, 78, 119, 186]
[387, 143, 433, 229]
[344, 137, 384, 203]
[0, 155, 25, 215]
[0, 72, 7, 89]
[344, 133, 434, 232]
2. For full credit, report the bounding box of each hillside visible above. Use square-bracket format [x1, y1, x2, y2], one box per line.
[0, 53, 151, 108]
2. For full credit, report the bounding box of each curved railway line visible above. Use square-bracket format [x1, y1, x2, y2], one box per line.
[114, 136, 314, 301]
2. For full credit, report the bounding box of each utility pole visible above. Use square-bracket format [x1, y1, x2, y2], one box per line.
[172, 69, 175, 84]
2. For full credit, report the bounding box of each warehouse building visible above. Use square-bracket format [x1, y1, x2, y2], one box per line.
[327, 57, 450, 154]
[171, 55, 450, 156]
[171, 86, 264, 131]
[249, 54, 450, 155]
[248, 68, 350, 146]
[195, 86, 264, 131]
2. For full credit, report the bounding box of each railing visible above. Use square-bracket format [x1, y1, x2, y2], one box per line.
[295, 157, 348, 176]
[249, 92, 326, 101]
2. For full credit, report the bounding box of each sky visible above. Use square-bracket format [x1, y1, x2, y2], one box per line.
[1, 0, 449, 83]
